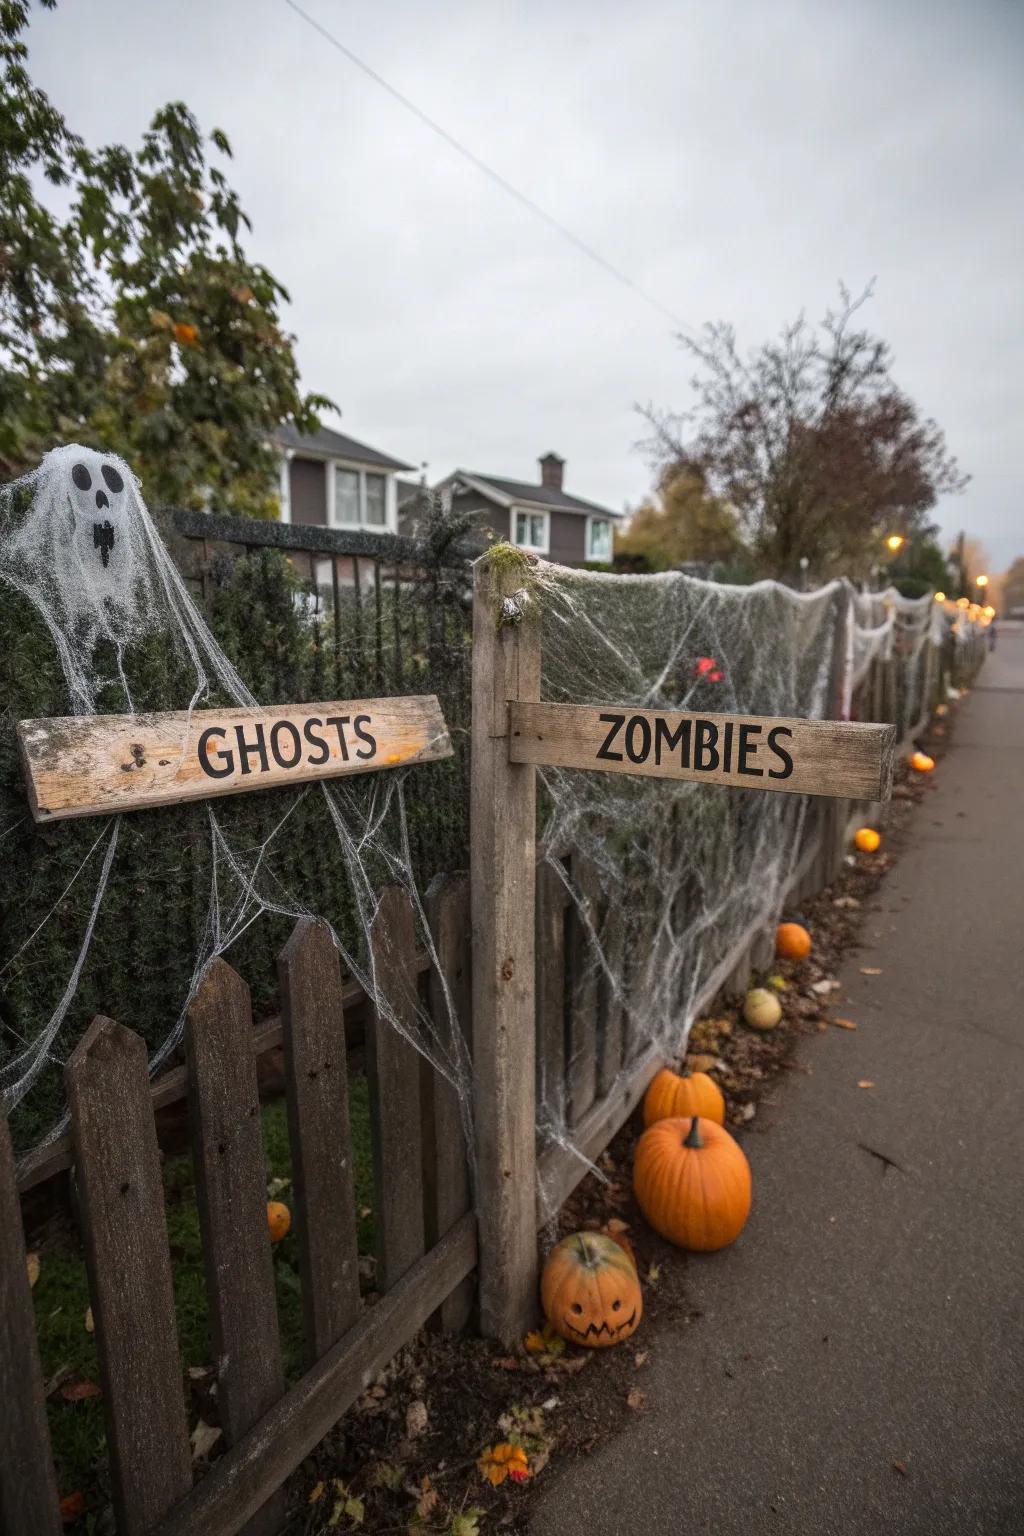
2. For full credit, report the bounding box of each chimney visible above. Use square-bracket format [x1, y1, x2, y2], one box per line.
[539, 452, 565, 491]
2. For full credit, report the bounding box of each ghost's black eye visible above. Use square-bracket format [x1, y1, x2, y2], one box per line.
[72, 463, 92, 491]
[101, 464, 124, 494]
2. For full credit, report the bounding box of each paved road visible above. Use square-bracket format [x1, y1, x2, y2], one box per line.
[533, 625, 1024, 1536]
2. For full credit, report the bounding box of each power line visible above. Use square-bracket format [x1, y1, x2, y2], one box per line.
[283, 0, 696, 335]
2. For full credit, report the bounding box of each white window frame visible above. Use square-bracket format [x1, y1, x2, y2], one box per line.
[512, 506, 550, 554]
[586, 514, 613, 562]
[325, 458, 397, 533]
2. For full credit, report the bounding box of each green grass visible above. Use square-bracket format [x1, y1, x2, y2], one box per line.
[33, 1076, 374, 1511]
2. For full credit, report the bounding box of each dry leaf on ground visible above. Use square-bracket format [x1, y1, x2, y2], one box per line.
[58, 1491, 84, 1523]
[190, 1419, 222, 1461]
[832, 1018, 858, 1030]
[626, 1387, 647, 1411]
[59, 1378, 101, 1402]
[405, 1399, 428, 1438]
[860, 967, 883, 976]
[857, 1080, 876, 1089]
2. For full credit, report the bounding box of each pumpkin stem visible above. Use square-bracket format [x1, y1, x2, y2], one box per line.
[685, 1114, 703, 1149]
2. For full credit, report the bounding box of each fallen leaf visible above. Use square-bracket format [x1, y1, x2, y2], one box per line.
[59, 1490, 84, 1523]
[634, 1350, 649, 1367]
[308, 1481, 325, 1504]
[892, 1460, 908, 1477]
[857, 1080, 875, 1089]
[450, 1512, 484, 1536]
[646, 1262, 661, 1286]
[416, 1475, 440, 1519]
[26, 1251, 40, 1288]
[406, 1399, 429, 1438]
[83, 1307, 94, 1334]
[810, 979, 839, 995]
[860, 967, 883, 976]
[59, 1378, 101, 1402]
[740, 1102, 756, 1122]
[187, 1365, 211, 1381]
[686, 1052, 718, 1072]
[626, 1387, 647, 1411]
[832, 1018, 858, 1031]
[190, 1419, 222, 1461]
[766, 974, 788, 991]
[478, 1442, 530, 1487]
[833, 896, 860, 910]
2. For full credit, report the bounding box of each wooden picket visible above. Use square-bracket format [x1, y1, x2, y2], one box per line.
[0, 887, 475, 1536]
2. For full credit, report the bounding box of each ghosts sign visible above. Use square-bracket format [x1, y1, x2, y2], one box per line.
[18, 697, 453, 822]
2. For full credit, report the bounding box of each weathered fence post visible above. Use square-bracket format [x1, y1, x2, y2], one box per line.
[0, 1116, 62, 1536]
[471, 547, 541, 1342]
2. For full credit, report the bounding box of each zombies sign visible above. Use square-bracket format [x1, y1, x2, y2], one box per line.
[508, 702, 895, 801]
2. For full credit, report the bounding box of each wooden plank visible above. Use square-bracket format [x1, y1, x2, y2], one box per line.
[278, 918, 361, 1364]
[0, 1116, 62, 1536]
[187, 960, 286, 1536]
[424, 874, 475, 1333]
[66, 1017, 192, 1536]
[535, 860, 568, 1127]
[366, 885, 426, 1292]
[596, 902, 625, 1097]
[566, 854, 599, 1127]
[150, 1213, 476, 1536]
[16, 957, 433, 1196]
[509, 702, 895, 802]
[18, 694, 452, 822]
[470, 549, 541, 1343]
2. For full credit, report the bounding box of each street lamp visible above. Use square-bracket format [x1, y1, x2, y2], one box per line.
[975, 574, 989, 590]
[934, 591, 946, 602]
[885, 534, 905, 553]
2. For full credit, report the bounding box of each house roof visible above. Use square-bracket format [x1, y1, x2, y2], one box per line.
[396, 478, 428, 506]
[448, 470, 622, 519]
[276, 422, 413, 473]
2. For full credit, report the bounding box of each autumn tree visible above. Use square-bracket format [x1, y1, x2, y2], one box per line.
[615, 461, 744, 572]
[997, 558, 1024, 616]
[0, 0, 329, 515]
[643, 286, 967, 583]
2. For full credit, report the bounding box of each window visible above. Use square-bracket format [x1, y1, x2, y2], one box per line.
[513, 509, 549, 553]
[330, 463, 392, 530]
[587, 517, 612, 562]
[334, 467, 361, 524]
[364, 473, 387, 526]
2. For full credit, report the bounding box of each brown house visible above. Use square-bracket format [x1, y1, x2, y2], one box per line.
[424, 454, 622, 566]
[275, 422, 413, 533]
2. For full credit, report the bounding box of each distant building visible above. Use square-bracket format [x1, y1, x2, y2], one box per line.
[275, 422, 413, 534]
[425, 453, 623, 566]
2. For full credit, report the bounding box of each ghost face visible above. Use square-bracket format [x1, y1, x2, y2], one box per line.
[66, 453, 129, 582]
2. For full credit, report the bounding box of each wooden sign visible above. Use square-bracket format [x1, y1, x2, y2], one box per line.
[508, 702, 895, 801]
[18, 695, 452, 823]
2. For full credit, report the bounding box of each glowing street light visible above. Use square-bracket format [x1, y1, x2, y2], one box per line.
[934, 591, 946, 602]
[885, 534, 905, 553]
[975, 573, 989, 589]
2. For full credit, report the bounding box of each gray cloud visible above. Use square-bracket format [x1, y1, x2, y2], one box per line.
[28, 0, 1024, 567]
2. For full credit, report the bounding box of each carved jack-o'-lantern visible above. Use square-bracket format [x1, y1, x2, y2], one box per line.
[540, 1231, 642, 1348]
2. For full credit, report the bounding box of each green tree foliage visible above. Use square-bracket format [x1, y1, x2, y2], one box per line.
[0, 0, 330, 514]
[615, 462, 744, 573]
[887, 535, 951, 599]
[643, 286, 967, 583]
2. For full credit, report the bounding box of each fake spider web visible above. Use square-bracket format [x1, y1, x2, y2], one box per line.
[521, 562, 952, 1216]
[0, 448, 471, 1168]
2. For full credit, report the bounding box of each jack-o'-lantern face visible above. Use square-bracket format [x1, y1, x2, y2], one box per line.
[540, 1232, 642, 1348]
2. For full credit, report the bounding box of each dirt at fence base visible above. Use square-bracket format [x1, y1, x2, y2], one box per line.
[290, 729, 950, 1534]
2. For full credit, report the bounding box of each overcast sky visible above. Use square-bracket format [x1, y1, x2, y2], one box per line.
[27, 0, 1024, 568]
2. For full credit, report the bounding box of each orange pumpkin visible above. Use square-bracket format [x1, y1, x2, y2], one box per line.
[854, 827, 881, 853]
[643, 1066, 725, 1127]
[540, 1232, 642, 1348]
[634, 1115, 751, 1251]
[776, 922, 812, 961]
[267, 1200, 291, 1243]
[910, 751, 935, 773]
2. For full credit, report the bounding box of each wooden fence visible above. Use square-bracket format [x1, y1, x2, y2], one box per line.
[0, 881, 474, 1536]
[2, 554, 964, 1532]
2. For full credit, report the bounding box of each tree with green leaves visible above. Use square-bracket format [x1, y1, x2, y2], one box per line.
[615, 461, 745, 573]
[643, 286, 967, 584]
[0, 0, 330, 515]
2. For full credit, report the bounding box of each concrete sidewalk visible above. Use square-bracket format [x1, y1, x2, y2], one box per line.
[533, 627, 1024, 1536]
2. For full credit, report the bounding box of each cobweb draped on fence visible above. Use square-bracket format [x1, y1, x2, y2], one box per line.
[0, 448, 471, 1165]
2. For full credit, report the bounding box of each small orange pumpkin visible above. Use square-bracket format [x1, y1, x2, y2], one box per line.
[776, 922, 812, 961]
[541, 1232, 642, 1348]
[643, 1066, 725, 1127]
[910, 751, 935, 773]
[634, 1115, 751, 1251]
[854, 827, 881, 853]
[267, 1200, 291, 1243]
